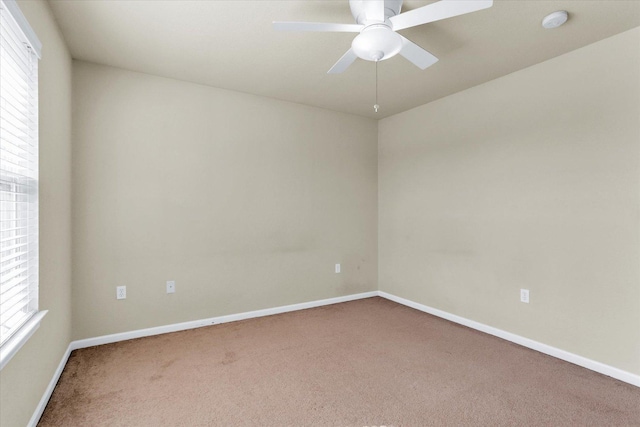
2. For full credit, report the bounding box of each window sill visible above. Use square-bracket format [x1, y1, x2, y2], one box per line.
[0, 310, 48, 371]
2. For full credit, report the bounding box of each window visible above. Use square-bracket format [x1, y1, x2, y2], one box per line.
[0, 0, 44, 370]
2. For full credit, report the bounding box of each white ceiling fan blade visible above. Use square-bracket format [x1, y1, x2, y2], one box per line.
[390, 0, 493, 31]
[399, 36, 439, 70]
[328, 49, 358, 74]
[273, 22, 363, 32]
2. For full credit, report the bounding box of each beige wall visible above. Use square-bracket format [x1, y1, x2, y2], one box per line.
[0, 1, 73, 426]
[71, 61, 378, 340]
[379, 28, 640, 375]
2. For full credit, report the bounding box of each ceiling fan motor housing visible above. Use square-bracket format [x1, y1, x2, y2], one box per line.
[349, 0, 404, 61]
[349, 0, 403, 25]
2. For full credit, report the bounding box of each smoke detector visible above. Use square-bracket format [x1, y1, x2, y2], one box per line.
[542, 11, 568, 29]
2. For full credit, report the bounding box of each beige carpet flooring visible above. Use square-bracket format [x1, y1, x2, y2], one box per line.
[39, 297, 640, 426]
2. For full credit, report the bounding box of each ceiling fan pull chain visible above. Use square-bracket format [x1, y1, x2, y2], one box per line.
[374, 60, 379, 113]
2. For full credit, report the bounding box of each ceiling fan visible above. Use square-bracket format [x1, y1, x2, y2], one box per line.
[273, 0, 493, 74]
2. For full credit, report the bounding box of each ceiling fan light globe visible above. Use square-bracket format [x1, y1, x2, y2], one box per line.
[351, 25, 402, 61]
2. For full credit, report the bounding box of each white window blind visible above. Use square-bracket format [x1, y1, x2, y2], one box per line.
[0, 0, 39, 347]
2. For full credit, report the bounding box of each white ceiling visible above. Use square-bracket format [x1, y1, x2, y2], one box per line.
[48, 0, 640, 118]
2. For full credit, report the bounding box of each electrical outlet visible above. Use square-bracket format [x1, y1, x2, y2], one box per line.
[520, 289, 530, 304]
[166, 280, 176, 294]
[335, 264, 341, 274]
[116, 286, 126, 300]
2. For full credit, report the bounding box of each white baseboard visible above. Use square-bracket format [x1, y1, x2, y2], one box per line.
[27, 343, 72, 427]
[378, 291, 640, 387]
[27, 291, 377, 426]
[70, 291, 378, 351]
[30, 288, 638, 426]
